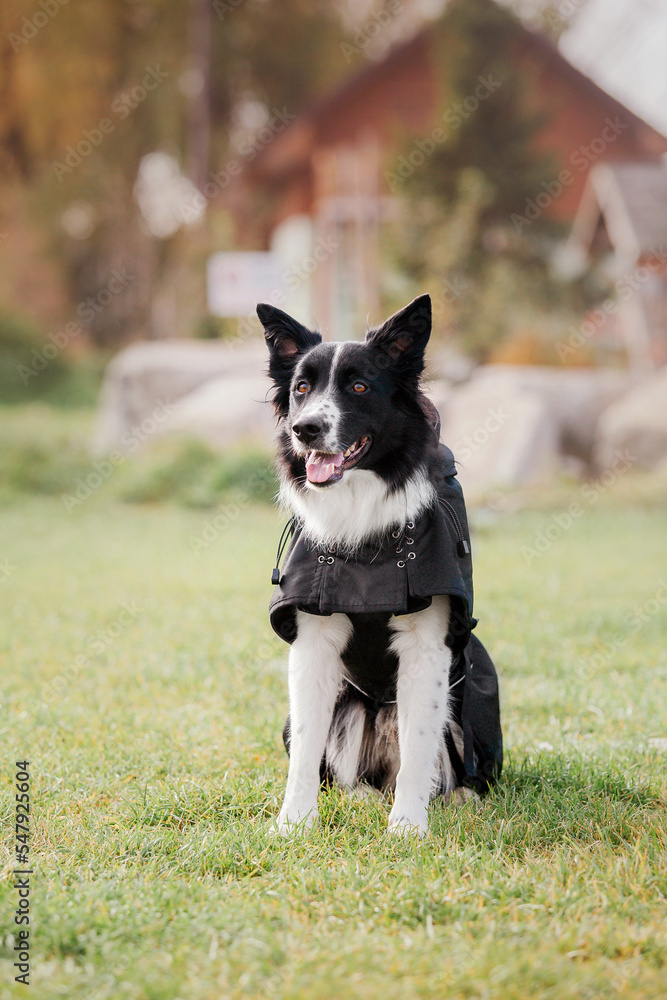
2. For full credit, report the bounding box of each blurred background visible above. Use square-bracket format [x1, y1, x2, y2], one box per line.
[3, 7, 667, 995]
[1, 0, 667, 501]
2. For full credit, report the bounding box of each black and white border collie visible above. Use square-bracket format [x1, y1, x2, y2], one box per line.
[258, 294, 502, 836]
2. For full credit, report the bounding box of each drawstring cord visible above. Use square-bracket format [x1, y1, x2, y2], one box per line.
[438, 497, 470, 557]
[271, 517, 296, 585]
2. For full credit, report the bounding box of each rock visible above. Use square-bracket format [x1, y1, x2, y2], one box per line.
[93, 338, 270, 453]
[423, 378, 452, 421]
[427, 348, 476, 386]
[94, 336, 647, 489]
[155, 373, 274, 448]
[594, 368, 667, 470]
[439, 376, 559, 496]
[481, 366, 632, 461]
[439, 365, 635, 495]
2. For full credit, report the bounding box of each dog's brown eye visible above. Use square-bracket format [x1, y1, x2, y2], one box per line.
[352, 382, 368, 393]
[295, 380, 309, 394]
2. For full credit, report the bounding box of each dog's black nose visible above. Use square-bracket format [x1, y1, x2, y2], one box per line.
[292, 420, 322, 444]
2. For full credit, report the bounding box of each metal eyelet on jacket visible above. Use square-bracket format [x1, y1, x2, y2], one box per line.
[397, 559, 406, 568]
[406, 537, 414, 545]
[326, 556, 335, 564]
[407, 521, 414, 529]
[395, 546, 403, 554]
[391, 529, 401, 539]
[407, 552, 416, 560]
[317, 555, 326, 563]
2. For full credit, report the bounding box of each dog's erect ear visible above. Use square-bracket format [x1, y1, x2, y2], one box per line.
[365, 295, 432, 372]
[257, 303, 321, 360]
[257, 303, 322, 414]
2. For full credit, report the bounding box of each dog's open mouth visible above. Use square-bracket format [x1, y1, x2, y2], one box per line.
[305, 436, 371, 485]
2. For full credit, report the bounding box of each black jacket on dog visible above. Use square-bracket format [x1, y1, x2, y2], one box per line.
[270, 442, 503, 793]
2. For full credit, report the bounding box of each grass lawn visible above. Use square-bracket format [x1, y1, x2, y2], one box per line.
[1, 467, 666, 998]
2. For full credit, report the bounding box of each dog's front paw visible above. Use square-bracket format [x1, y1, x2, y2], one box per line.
[273, 803, 319, 836]
[387, 803, 428, 837]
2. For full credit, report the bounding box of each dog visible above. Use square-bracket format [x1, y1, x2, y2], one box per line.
[258, 294, 502, 836]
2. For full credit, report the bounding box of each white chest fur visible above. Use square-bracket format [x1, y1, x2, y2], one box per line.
[280, 469, 435, 551]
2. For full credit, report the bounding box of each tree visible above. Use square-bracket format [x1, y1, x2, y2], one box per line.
[392, 0, 589, 360]
[0, 0, 366, 346]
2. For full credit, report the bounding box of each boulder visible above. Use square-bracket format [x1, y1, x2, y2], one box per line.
[594, 368, 667, 470]
[474, 366, 633, 461]
[154, 373, 274, 449]
[94, 337, 647, 488]
[439, 365, 636, 495]
[93, 338, 270, 453]
[439, 377, 559, 496]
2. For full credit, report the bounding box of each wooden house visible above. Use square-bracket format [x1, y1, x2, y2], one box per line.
[231, 1, 667, 339]
[568, 161, 667, 369]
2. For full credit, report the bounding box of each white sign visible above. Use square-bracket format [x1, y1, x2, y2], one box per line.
[207, 252, 283, 317]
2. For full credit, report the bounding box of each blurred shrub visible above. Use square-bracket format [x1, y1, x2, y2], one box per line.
[119, 438, 276, 507]
[0, 312, 105, 406]
[193, 316, 241, 340]
[44, 355, 106, 408]
[0, 440, 94, 495]
[0, 404, 95, 495]
[0, 311, 71, 402]
[0, 405, 276, 508]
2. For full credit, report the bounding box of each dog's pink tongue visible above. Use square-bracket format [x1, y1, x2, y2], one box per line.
[306, 451, 344, 483]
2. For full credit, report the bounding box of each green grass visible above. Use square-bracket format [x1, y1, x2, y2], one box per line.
[1, 431, 667, 997]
